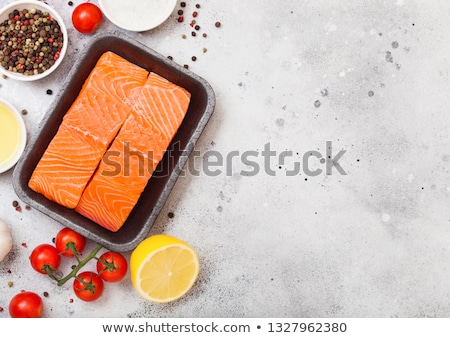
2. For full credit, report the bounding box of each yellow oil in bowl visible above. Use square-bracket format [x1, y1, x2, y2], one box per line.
[0, 100, 26, 173]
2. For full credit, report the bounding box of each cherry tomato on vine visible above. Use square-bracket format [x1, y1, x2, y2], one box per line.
[29, 244, 60, 274]
[72, 3, 103, 34]
[9, 291, 43, 318]
[73, 271, 104, 302]
[96, 251, 128, 283]
[55, 227, 86, 257]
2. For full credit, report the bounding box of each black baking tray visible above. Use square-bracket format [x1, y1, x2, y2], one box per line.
[12, 32, 215, 252]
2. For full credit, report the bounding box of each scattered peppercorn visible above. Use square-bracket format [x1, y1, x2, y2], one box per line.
[182, 34, 186, 39]
[25, 205, 31, 210]
[68, 1, 73, 5]
[183, 64, 189, 69]
[180, 2, 186, 7]
[0, 306, 3, 312]
[193, 11, 198, 18]
[167, 55, 173, 60]
[43, 291, 49, 297]
[195, 25, 200, 30]
[178, 9, 183, 15]
[196, 4, 201, 8]
[215, 21, 221, 28]
[168, 212, 174, 218]
[2, 74, 7, 79]
[46, 89, 53, 95]
[192, 56, 197, 61]
[15, 206, 22, 212]
[12, 200, 19, 207]
[8, 281, 13, 287]
[21, 242, 27, 247]
[202, 33, 207, 38]
[177, 16, 184, 23]
[21, 109, 27, 115]
[69, 298, 73, 303]
[203, 47, 207, 53]
[191, 31, 196, 37]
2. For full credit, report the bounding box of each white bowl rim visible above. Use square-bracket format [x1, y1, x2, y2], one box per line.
[0, 0, 68, 81]
[98, 0, 177, 32]
[0, 98, 27, 173]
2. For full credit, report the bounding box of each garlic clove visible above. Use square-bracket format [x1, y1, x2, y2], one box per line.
[0, 219, 13, 263]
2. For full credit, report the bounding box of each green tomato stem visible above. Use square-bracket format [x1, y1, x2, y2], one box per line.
[56, 244, 103, 286]
[42, 264, 59, 282]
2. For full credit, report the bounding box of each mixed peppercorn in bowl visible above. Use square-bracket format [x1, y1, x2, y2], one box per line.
[0, 1, 67, 81]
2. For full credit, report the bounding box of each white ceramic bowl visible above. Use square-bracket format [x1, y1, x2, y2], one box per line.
[98, 0, 177, 32]
[0, 98, 27, 173]
[0, 0, 68, 81]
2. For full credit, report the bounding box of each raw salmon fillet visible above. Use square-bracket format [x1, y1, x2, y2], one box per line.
[75, 72, 191, 231]
[28, 52, 148, 208]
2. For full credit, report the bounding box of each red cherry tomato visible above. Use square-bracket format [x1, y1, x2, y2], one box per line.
[29, 244, 60, 274]
[55, 227, 86, 257]
[73, 271, 104, 302]
[9, 291, 43, 318]
[96, 252, 128, 283]
[72, 3, 103, 34]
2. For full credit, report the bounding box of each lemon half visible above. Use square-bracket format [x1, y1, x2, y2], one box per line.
[130, 234, 200, 303]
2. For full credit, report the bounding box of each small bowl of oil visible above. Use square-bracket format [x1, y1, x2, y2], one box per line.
[0, 99, 27, 173]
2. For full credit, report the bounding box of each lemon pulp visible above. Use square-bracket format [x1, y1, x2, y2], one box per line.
[0, 102, 21, 167]
[130, 234, 200, 303]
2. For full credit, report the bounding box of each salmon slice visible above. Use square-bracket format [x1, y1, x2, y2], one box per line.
[28, 52, 148, 208]
[27, 124, 108, 207]
[75, 72, 191, 231]
[77, 51, 148, 102]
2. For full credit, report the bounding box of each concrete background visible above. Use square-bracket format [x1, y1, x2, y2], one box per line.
[1, 0, 450, 317]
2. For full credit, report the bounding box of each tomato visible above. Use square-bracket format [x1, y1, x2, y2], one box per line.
[73, 271, 104, 302]
[72, 3, 103, 34]
[55, 227, 86, 257]
[9, 291, 43, 318]
[96, 252, 128, 283]
[29, 244, 60, 274]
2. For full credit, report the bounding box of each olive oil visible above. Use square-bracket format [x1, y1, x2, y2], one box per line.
[0, 102, 21, 167]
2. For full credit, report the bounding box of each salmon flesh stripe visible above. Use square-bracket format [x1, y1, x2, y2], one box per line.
[75, 72, 191, 232]
[28, 52, 148, 208]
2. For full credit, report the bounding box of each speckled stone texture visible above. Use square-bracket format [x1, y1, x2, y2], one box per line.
[1, 0, 450, 318]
